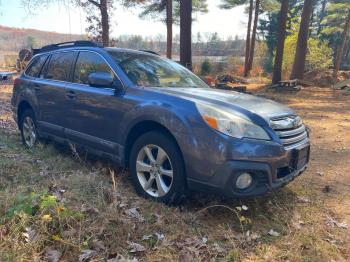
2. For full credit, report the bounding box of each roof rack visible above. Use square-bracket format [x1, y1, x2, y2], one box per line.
[38, 40, 103, 53]
[139, 50, 160, 56]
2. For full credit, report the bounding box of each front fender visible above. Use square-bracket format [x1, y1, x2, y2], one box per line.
[120, 100, 195, 146]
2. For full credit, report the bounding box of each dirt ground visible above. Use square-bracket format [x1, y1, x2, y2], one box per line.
[0, 82, 349, 262]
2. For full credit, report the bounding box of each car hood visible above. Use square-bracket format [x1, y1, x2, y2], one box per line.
[152, 87, 295, 123]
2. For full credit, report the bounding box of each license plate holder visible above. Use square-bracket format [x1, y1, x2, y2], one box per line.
[292, 145, 310, 170]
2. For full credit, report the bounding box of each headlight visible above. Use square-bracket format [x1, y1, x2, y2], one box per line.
[196, 103, 270, 140]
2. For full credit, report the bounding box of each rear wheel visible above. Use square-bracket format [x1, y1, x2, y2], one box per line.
[20, 109, 38, 148]
[129, 131, 187, 204]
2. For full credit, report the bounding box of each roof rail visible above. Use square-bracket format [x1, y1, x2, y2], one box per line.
[139, 50, 160, 56]
[38, 40, 103, 53]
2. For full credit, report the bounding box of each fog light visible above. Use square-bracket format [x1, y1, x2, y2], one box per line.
[235, 173, 253, 190]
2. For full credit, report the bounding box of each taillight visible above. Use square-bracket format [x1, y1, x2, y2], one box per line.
[13, 78, 19, 86]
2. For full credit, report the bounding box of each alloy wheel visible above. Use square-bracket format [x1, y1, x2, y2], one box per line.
[22, 116, 37, 148]
[136, 144, 173, 197]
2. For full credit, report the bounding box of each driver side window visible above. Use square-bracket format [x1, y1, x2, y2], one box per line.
[73, 51, 114, 86]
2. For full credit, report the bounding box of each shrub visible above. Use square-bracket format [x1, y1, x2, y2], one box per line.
[283, 30, 333, 78]
[200, 58, 212, 76]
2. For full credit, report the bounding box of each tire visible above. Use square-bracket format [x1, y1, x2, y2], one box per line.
[19, 109, 38, 148]
[129, 131, 187, 204]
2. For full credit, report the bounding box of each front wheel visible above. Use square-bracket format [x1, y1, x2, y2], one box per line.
[129, 131, 187, 204]
[20, 109, 38, 148]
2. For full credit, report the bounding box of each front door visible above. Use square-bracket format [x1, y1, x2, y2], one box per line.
[63, 51, 126, 157]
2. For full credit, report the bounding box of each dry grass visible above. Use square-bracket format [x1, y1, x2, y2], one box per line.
[0, 84, 349, 261]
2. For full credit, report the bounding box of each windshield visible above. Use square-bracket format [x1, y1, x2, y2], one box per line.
[107, 50, 209, 88]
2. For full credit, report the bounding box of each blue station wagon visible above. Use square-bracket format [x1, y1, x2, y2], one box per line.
[11, 41, 310, 204]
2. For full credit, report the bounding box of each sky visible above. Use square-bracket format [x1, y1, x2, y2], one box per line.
[0, 0, 248, 39]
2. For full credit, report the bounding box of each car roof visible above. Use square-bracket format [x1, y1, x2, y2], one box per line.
[34, 41, 159, 57]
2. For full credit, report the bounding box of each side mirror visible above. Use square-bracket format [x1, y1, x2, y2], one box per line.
[88, 72, 114, 88]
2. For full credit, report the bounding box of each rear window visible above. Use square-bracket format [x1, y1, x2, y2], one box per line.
[45, 52, 76, 82]
[25, 55, 48, 77]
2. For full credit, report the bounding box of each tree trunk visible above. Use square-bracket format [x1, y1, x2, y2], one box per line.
[180, 0, 192, 70]
[166, 0, 173, 59]
[244, 0, 254, 77]
[309, 7, 314, 37]
[272, 0, 289, 84]
[247, 0, 260, 75]
[100, 0, 109, 46]
[345, 40, 350, 61]
[317, 0, 327, 35]
[333, 9, 350, 78]
[290, 0, 313, 80]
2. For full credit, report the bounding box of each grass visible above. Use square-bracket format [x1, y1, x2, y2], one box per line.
[1, 85, 350, 261]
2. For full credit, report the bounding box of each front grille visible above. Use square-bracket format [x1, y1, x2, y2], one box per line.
[270, 116, 308, 150]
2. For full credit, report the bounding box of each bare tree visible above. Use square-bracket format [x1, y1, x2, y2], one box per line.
[94, 0, 109, 46]
[290, 0, 313, 80]
[272, 0, 289, 84]
[180, 0, 192, 70]
[21, 0, 112, 46]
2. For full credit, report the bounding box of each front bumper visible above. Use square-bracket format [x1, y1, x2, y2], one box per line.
[187, 142, 310, 198]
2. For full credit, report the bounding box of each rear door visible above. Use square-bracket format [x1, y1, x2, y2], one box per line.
[35, 51, 77, 137]
[63, 51, 126, 156]
[22, 53, 49, 115]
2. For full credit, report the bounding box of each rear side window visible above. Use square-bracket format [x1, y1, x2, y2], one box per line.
[73, 51, 114, 85]
[25, 55, 48, 77]
[45, 52, 75, 82]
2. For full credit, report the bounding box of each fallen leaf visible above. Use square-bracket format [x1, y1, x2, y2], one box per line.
[61, 229, 77, 238]
[268, 229, 280, 237]
[125, 207, 145, 223]
[0, 225, 8, 238]
[325, 216, 348, 229]
[173, 236, 208, 257]
[79, 249, 97, 261]
[119, 202, 128, 208]
[91, 239, 106, 251]
[22, 227, 39, 243]
[297, 196, 311, 203]
[178, 250, 195, 262]
[81, 204, 99, 215]
[155, 232, 165, 241]
[292, 220, 305, 230]
[127, 241, 146, 253]
[211, 242, 226, 254]
[142, 233, 164, 242]
[250, 232, 261, 241]
[107, 254, 138, 262]
[45, 249, 62, 262]
[142, 234, 152, 240]
[324, 238, 338, 246]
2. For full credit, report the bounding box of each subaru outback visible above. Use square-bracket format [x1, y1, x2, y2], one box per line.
[11, 41, 310, 204]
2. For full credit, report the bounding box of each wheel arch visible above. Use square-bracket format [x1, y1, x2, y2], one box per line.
[124, 120, 185, 169]
[17, 100, 34, 127]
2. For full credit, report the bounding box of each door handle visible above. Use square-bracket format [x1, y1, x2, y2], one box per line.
[66, 90, 77, 99]
[34, 84, 41, 91]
